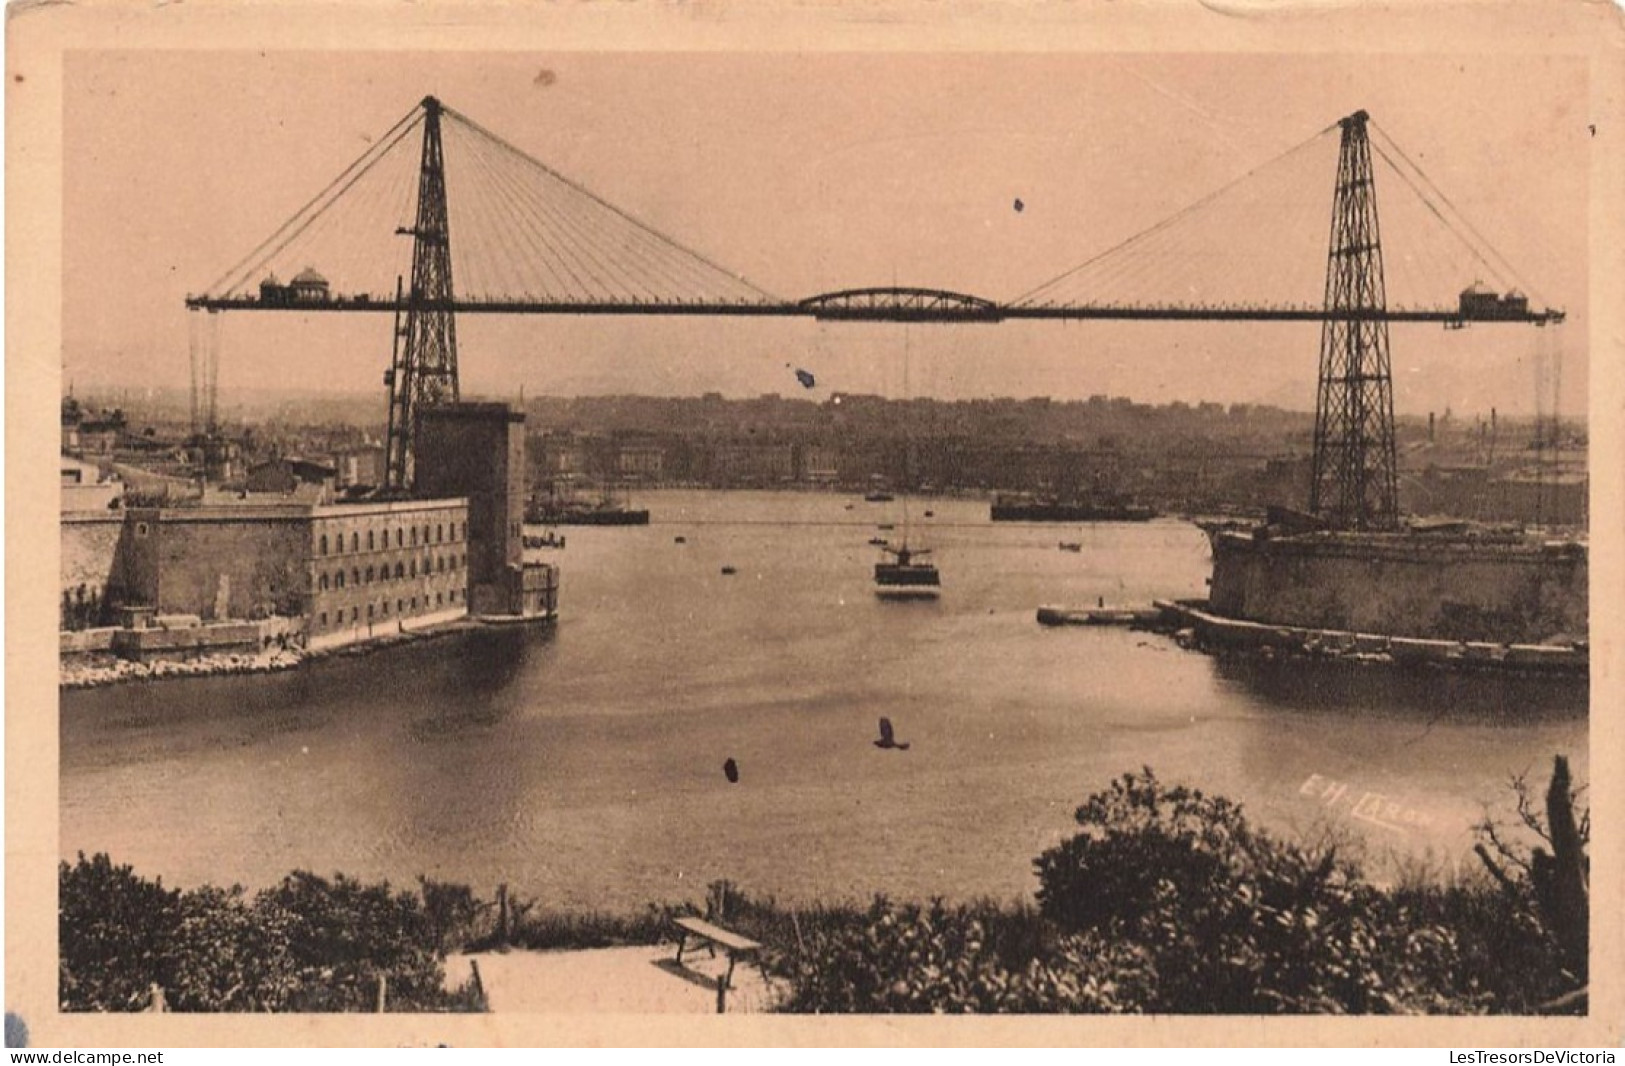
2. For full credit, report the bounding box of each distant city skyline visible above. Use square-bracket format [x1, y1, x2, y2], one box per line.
[63, 51, 1589, 416]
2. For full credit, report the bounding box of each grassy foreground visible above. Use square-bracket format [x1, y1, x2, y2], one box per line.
[61, 762, 1586, 1014]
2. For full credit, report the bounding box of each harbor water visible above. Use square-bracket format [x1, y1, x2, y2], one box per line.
[60, 490, 1587, 909]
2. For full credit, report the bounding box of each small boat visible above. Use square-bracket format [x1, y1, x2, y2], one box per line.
[523, 529, 567, 550]
[1059, 541, 1082, 553]
[923, 510, 935, 518]
[868, 536, 889, 547]
[875, 544, 940, 599]
[864, 492, 895, 503]
[674, 536, 687, 544]
[720, 565, 738, 576]
[877, 523, 895, 531]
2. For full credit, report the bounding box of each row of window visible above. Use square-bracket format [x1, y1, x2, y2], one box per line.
[316, 588, 461, 628]
[317, 553, 465, 591]
[318, 520, 462, 557]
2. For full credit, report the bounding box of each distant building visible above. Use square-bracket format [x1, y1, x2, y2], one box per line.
[334, 446, 386, 490]
[799, 444, 840, 484]
[1408, 465, 1587, 528]
[61, 456, 123, 513]
[244, 457, 338, 497]
[61, 396, 126, 457]
[615, 440, 665, 481]
[709, 440, 796, 486]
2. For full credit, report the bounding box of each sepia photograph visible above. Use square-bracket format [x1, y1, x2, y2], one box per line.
[7, 0, 1623, 1048]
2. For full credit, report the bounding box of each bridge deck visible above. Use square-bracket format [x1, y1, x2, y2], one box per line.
[184, 295, 1564, 326]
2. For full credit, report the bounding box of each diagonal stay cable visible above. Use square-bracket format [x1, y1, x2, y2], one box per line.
[1368, 140, 1511, 296]
[1369, 122, 1541, 303]
[450, 121, 591, 299]
[1012, 121, 1340, 307]
[442, 105, 783, 303]
[457, 119, 641, 300]
[207, 105, 424, 297]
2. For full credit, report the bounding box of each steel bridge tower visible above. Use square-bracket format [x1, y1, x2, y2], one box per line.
[1309, 110, 1399, 531]
[384, 96, 460, 492]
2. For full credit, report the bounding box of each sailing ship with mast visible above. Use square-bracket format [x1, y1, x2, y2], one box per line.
[874, 326, 940, 598]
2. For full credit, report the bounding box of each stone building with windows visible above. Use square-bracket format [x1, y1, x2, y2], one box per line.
[306, 498, 472, 647]
[59, 400, 558, 659]
[95, 497, 474, 650]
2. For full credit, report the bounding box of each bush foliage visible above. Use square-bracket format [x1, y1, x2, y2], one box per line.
[62, 763, 1583, 1015]
[59, 856, 482, 1012]
[768, 766, 1584, 1014]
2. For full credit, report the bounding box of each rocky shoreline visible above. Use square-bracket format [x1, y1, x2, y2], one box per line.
[59, 647, 307, 690]
[57, 616, 541, 692]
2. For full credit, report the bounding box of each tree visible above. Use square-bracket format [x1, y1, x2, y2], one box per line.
[59, 853, 180, 1011]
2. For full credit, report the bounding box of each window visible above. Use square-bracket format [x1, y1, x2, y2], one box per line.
[382, 601, 389, 616]
[352, 568, 360, 586]
[351, 532, 359, 552]
[351, 606, 358, 622]
[368, 604, 374, 619]
[396, 528, 404, 547]
[319, 611, 327, 626]
[366, 566, 375, 583]
[411, 597, 418, 609]
[397, 599, 404, 613]
[320, 534, 328, 555]
[319, 573, 329, 591]
[368, 530, 375, 551]
[437, 556, 445, 573]
[336, 571, 345, 589]
[410, 559, 417, 578]
[436, 523, 444, 543]
[436, 592, 443, 606]
[395, 562, 404, 579]
[410, 527, 417, 546]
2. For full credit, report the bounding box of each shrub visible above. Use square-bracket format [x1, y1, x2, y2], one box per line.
[164, 885, 300, 1011]
[59, 853, 181, 1011]
[260, 871, 448, 1012]
[60, 857, 478, 1012]
[1035, 768, 1462, 1013]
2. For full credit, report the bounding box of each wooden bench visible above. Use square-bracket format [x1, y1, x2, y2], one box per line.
[672, 916, 762, 992]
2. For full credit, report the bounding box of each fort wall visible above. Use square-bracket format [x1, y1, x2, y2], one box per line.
[1208, 531, 1587, 643]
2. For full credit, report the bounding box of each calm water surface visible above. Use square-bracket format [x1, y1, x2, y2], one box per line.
[61, 490, 1587, 909]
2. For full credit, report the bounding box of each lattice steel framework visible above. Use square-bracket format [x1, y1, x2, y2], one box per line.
[1308, 111, 1399, 531]
[384, 96, 460, 492]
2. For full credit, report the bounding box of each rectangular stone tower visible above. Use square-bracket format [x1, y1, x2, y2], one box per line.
[414, 402, 526, 615]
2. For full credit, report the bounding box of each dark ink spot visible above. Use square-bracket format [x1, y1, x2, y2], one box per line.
[12, 75, 22, 84]
[723, 757, 739, 783]
[794, 368, 816, 388]
[5, 1013, 28, 1048]
[1589, 124, 1596, 137]
[534, 69, 557, 88]
[1013, 198, 1024, 213]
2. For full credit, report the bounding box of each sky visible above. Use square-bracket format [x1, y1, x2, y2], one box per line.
[62, 50, 1589, 417]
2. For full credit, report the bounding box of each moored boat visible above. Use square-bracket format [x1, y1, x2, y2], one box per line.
[992, 495, 1157, 523]
[875, 544, 940, 599]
